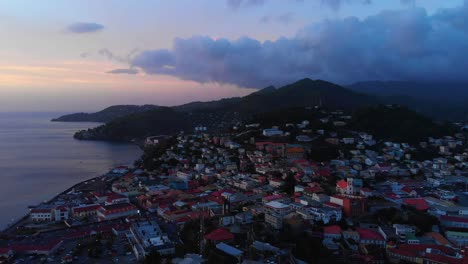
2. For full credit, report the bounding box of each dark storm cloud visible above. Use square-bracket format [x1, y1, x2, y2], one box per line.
[131, 2, 468, 88]
[107, 68, 139, 74]
[66, 22, 104, 33]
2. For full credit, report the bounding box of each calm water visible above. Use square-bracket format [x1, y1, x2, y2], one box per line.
[0, 113, 142, 229]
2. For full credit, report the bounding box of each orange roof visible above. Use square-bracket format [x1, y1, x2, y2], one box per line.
[286, 147, 305, 153]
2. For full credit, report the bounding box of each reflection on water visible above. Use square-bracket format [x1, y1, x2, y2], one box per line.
[0, 112, 142, 229]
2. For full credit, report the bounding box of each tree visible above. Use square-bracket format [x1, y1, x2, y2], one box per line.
[144, 249, 162, 264]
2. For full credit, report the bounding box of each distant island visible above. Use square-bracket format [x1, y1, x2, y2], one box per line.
[52, 105, 159, 123]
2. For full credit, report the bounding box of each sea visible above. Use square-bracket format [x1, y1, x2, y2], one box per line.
[0, 112, 142, 229]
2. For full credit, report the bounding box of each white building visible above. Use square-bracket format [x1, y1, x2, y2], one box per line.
[262, 128, 284, 137]
[127, 220, 175, 260]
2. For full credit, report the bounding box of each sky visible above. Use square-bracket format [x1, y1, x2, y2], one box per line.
[0, 0, 466, 112]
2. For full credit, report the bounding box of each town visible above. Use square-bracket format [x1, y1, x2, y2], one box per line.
[1, 105, 468, 264]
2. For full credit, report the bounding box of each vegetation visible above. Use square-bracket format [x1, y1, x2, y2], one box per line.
[74, 108, 190, 141]
[350, 105, 456, 144]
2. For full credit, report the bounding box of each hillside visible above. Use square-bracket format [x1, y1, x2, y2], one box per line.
[348, 81, 468, 120]
[176, 78, 375, 114]
[74, 107, 190, 141]
[349, 105, 456, 144]
[347, 81, 468, 103]
[72, 78, 375, 141]
[52, 105, 159, 123]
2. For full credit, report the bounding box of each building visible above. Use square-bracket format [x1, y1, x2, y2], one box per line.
[72, 204, 100, 218]
[440, 215, 468, 229]
[393, 224, 416, 243]
[105, 192, 130, 205]
[336, 178, 363, 195]
[445, 231, 468, 246]
[127, 220, 175, 259]
[30, 208, 52, 222]
[263, 201, 292, 229]
[356, 228, 386, 248]
[262, 128, 284, 137]
[97, 203, 139, 221]
[30, 206, 69, 222]
[387, 244, 465, 264]
[330, 195, 367, 217]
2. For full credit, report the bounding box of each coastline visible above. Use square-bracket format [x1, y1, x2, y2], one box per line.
[1, 173, 107, 233]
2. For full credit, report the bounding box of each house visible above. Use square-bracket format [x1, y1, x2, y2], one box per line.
[285, 145, 306, 160]
[263, 128, 284, 137]
[393, 224, 416, 243]
[402, 198, 429, 211]
[445, 231, 468, 246]
[323, 225, 342, 250]
[204, 228, 234, 243]
[127, 220, 175, 259]
[336, 178, 363, 195]
[72, 204, 100, 218]
[30, 206, 69, 222]
[323, 225, 342, 240]
[330, 195, 367, 217]
[440, 215, 468, 229]
[356, 228, 386, 247]
[97, 203, 139, 221]
[387, 244, 465, 264]
[105, 192, 130, 205]
[264, 201, 292, 229]
[30, 208, 52, 222]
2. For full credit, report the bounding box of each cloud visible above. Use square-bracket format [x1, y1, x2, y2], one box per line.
[98, 48, 140, 64]
[66, 22, 104, 34]
[130, 2, 468, 87]
[260, 12, 294, 24]
[227, 0, 266, 9]
[107, 68, 139, 74]
[227, 0, 303, 9]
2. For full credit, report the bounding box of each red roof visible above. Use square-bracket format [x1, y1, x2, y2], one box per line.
[99, 203, 137, 215]
[337, 180, 348, 189]
[263, 194, 284, 202]
[324, 225, 341, 235]
[401, 186, 413, 193]
[106, 192, 128, 202]
[305, 186, 324, 194]
[388, 244, 465, 264]
[356, 228, 384, 241]
[0, 248, 12, 254]
[403, 198, 429, 211]
[440, 215, 468, 223]
[204, 228, 234, 241]
[316, 168, 331, 177]
[324, 202, 342, 209]
[30, 208, 51, 214]
[9, 239, 62, 253]
[72, 204, 100, 213]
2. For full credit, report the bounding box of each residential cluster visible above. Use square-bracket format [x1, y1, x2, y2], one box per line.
[1, 107, 468, 264]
